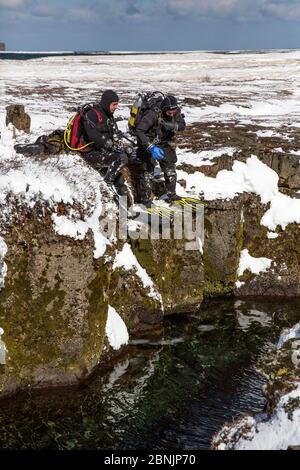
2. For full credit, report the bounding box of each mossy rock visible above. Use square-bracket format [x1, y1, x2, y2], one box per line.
[131, 236, 204, 315]
[0, 215, 110, 397]
[203, 198, 243, 297]
[236, 195, 300, 296]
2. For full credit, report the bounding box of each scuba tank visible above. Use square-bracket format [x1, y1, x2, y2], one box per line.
[128, 95, 143, 131]
[128, 91, 165, 135]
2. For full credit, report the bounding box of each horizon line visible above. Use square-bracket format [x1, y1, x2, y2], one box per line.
[1, 47, 300, 54]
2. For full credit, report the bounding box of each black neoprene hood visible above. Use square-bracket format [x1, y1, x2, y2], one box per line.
[100, 90, 119, 113]
[161, 95, 178, 111]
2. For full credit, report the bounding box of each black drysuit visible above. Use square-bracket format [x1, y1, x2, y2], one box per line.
[135, 108, 186, 204]
[81, 103, 128, 185]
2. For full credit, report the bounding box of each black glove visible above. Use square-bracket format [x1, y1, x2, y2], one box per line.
[161, 120, 179, 132]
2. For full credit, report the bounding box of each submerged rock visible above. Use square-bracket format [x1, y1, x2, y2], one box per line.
[212, 321, 300, 450]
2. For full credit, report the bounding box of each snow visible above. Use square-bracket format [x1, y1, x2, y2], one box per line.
[184, 98, 300, 125]
[1, 50, 300, 262]
[267, 231, 279, 239]
[261, 193, 300, 231]
[0, 121, 115, 259]
[0, 236, 8, 289]
[214, 380, 300, 450]
[235, 280, 245, 289]
[177, 153, 300, 232]
[1, 52, 300, 235]
[0, 327, 7, 365]
[177, 147, 236, 167]
[177, 155, 278, 204]
[105, 305, 129, 351]
[2, 49, 300, 445]
[215, 320, 300, 450]
[277, 322, 300, 349]
[234, 385, 300, 450]
[113, 243, 163, 306]
[256, 130, 288, 139]
[3, 50, 300, 136]
[237, 249, 272, 277]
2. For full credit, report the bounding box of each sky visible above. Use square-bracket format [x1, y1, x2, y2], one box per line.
[1, 0, 300, 51]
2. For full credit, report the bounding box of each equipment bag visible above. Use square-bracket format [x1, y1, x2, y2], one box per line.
[64, 103, 102, 152]
[14, 129, 65, 156]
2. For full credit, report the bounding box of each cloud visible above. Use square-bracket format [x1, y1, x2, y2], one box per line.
[31, 4, 67, 20]
[166, 0, 300, 22]
[0, 0, 27, 7]
[126, 4, 141, 16]
[3, 0, 300, 26]
[261, 0, 300, 20]
[166, 0, 242, 18]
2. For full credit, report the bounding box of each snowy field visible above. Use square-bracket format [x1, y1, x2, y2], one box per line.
[2, 50, 300, 261]
[1, 50, 300, 137]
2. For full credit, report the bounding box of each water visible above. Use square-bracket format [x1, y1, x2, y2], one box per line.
[0, 51, 183, 61]
[0, 298, 299, 450]
[0, 52, 104, 60]
[0, 49, 295, 61]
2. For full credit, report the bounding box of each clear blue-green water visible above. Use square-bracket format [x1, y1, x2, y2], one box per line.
[0, 298, 299, 450]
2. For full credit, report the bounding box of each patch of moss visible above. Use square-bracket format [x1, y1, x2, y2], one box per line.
[79, 259, 110, 372]
[203, 211, 244, 298]
[0, 218, 111, 394]
[0, 247, 65, 385]
[131, 237, 203, 315]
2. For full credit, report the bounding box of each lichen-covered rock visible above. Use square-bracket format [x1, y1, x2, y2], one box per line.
[0, 213, 110, 397]
[6, 105, 31, 133]
[109, 242, 164, 335]
[212, 320, 300, 450]
[235, 194, 300, 296]
[131, 235, 204, 315]
[203, 197, 243, 297]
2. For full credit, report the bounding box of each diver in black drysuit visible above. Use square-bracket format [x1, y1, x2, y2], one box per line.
[80, 90, 128, 193]
[134, 95, 186, 206]
[14, 90, 128, 194]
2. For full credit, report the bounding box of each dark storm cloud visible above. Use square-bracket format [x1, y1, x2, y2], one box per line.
[2, 0, 300, 50]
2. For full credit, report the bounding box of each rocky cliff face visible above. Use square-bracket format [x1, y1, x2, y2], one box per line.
[0, 214, 109, 396]
[1, 113, 300, 399]
[0, 202, 204, 397]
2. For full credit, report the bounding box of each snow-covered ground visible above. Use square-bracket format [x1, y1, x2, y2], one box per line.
[2, 51, 299, 216]
[1, 50, 300, 285]
[2, 50, 300, 254]
[2, 50, 300, 138]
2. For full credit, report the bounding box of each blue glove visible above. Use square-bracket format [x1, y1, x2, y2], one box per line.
[149, 145, 164, 161]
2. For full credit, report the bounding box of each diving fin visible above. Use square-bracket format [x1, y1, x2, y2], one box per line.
[147, 205, 174, 220]
[173, 197, 208, 210]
